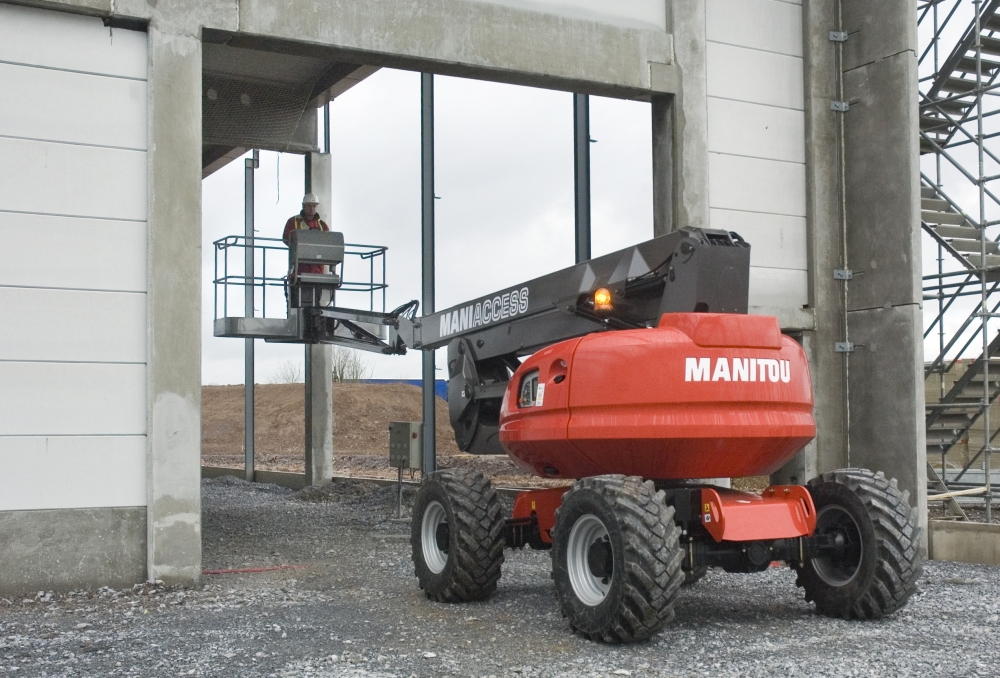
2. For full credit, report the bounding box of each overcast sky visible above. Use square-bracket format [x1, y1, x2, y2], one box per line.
[202, 68, 654, 385]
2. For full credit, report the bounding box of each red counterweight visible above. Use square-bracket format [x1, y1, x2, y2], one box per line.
[498, 313, 816, 481]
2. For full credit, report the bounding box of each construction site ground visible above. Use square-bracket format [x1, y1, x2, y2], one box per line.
[1, 476, 999, 677]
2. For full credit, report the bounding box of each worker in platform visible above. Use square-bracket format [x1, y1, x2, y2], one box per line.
[283, 193, 330, 275]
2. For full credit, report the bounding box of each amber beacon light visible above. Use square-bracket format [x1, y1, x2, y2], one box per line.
[593, 287, 613, 311]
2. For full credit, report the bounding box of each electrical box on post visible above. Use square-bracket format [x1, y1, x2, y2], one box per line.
[389, 422, 423, 469]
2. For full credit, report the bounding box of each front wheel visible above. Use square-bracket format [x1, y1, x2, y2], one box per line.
[410, 469, 505, 602]
[551, 475, 684, 643]
[795, 468, 922, 619]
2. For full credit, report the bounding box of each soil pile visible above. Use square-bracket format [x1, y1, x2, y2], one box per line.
[203, 382, 465, 474]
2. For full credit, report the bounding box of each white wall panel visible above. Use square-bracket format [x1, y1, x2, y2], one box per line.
[707, 0, 803, 57]
[707, 42, 804, 111]
[462, 0, 666, 30]
[0, 363, 145, 436]
[0, 63, 147, 150]
[0, 4, 147, 80]
[0, 288, 146, 363]
[711, 208, 807, 271]
[707, 98, 805, 164]
[709, 153, 806, 217]
[0, 436, 146, 511]
[0, 138, 146, 221]
[749, 267, 808, 308]
[0, 213, 146, 292]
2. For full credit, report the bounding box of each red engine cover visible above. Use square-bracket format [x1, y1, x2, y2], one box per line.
[498, 313, 816, 480]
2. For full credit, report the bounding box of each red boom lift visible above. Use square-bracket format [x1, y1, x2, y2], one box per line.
[404, 228, 922, 643]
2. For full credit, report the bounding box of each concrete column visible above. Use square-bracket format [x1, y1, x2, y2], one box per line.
[304, 152, 334, 486]
[146, 22, 203, 585]
[660, 0, 710, 231]
[778, 0, 849, 484]
[840, 0, 925, 541]
[651, 95, 674, 236]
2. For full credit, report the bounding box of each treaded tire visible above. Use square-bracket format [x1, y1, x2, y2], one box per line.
[795, 468, 922, 620]
[551, 475, 685, 643]
[411, 468, 505, 602]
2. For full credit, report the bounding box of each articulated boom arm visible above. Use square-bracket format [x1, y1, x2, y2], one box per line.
[424, 227, 752, 455]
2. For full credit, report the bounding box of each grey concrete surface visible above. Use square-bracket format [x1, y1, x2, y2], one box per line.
[930, 520, 1000, 566]
[146, 19, 204, 587]
[842, 0, 917, 73]
[303, 152, 335, 487]
[662, 0, 710, 231]
[0, 507, 145, 597]
[843, 54, 921, 312]
[845, 304, 928, 536]
[2, 477, 998, 678]
[838, 2, 925, 551]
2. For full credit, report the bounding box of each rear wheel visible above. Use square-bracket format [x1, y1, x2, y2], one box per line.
[551, 475, 684, 643]
[411, 469, 505, 602]
[795, 468, 922, 619]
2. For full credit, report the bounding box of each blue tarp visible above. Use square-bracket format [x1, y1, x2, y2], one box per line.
[359, 379, 448, 401]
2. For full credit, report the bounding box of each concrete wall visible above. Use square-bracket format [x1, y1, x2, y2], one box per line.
[929, 520, 1000, 566]
[0, 3, 149, 593]
[705, 0, 808, 312]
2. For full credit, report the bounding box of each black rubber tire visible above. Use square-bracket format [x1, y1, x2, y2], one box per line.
[683, 566, 708, 586]
[795, 468, 922, 620]
[411, 469, 505, 602]
[551, 475, 685, 643]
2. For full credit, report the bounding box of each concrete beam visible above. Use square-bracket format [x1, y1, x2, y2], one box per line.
[0, 507, 146, 596]
[235, 0, 673, 98]
[146, 20, 204, 586]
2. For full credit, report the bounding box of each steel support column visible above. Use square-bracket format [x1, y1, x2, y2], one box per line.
[421, 73, 437, 475]
[244, 150, 259, 482]
[573, 93, 591, 264]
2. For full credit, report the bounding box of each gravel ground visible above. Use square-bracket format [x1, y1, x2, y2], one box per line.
[2, 476, 999, 678]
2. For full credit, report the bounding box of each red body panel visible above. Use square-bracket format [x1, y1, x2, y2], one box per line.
[511, 487, 570, 544]
[499, 313, 816, 480]
[700, 486, 816, 542]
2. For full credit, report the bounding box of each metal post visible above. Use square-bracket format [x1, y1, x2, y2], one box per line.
[324, 101, 331, 154]
[244, 149, 259, 482]
[573, 93, 591, 264]
[396, 467, 403, 519]
[421, 73, 437, 476]
[974, 1, 992, 522]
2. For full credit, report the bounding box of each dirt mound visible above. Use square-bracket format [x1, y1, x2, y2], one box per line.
[202, 382, 461, 472]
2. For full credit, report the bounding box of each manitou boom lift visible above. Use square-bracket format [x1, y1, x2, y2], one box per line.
[215, 226, 922, 643]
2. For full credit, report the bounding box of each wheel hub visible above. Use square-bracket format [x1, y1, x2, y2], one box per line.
[421, 500, 449, 575]
[566, 514, 613, 606]
[811, 504, 863, 587]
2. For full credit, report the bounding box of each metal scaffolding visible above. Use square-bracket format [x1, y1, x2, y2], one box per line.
[920, 0, 1000, 521]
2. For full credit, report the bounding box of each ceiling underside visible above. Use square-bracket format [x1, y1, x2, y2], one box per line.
[202, 34, 378, 177]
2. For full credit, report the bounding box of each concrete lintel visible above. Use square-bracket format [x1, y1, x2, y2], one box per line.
[844, 52, 920, 311]
[649, 62, 680, 94]
[236, 0, 672, 98]
[929, 520, 1000, 566]
[146, 25, 203, 586]
[845, 303, 927, 552]
[0, 507, 146, 596]
[841, 0, 917, 73]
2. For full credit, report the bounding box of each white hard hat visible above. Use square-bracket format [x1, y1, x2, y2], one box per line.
[302, 193, 319, 205]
